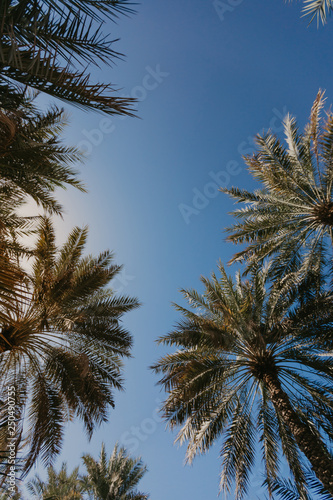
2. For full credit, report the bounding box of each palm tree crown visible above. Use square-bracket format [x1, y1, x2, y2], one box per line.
[27, 463, 84, 499]
[0, 217, 140, 474]
[221, 91, 333, 280]
[152, 262, 333, 499]
[0, 93, 85, 363]
[81, 442, 149, 500]
[0, 0, 135, 115]
[0, 93, 85, 215]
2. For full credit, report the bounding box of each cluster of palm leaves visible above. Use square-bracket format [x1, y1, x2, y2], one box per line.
[152, 91, 333, 499]
[0, 0, 136, 115]
[1, 0, 333, 498]
[0, 100, 140, 475]
[0, 443, 149, 499]
[0, 0, 141, 490]
[0, 216, 139, 475]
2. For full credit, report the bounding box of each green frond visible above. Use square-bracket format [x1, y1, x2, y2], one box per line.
[0, 0, 137, 114]
[269, 477, 309, 500]
[0, 97, 85, 214]
[24, 373, 65, 473]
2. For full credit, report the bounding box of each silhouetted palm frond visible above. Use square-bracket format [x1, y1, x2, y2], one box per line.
[0, 0, 136, 115]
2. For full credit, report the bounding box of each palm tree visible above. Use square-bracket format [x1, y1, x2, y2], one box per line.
[221, 90, 333, 281]
[0, 217, 140, 474]
[0, 184, 30, 316]
[27, 463, 84, 499]
[0, 0, 135, 115]
[81, 443, 149, 500]
[0, 92, 85, 352]
[151, 262, 333, 498]
[0, 93, 85, 215]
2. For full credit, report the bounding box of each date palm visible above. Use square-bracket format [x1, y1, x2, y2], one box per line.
[27, 463, 84, 499]
[0, 0, 135, 115]
[0, 184, 30, 314]
[81, 442, 149, 500]
[221, 91, 333, 281]
[0, 93, 84, 346]
[0, 93, 85, 215]
[0, 217, 140, 474]
[152, 262, 333, 499]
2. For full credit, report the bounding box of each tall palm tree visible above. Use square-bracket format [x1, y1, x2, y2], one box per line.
[0, 217, 140, 474]
[27, 463, 84, 499]
[0, 92, 85, 352]
[0, 0, 135, 115]
[152, 262, 333, 499]
[81, 443, 149, 500]
[221, 90, 333, 281]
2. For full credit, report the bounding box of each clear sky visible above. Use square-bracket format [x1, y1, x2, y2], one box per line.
[23, 1, 333, 498]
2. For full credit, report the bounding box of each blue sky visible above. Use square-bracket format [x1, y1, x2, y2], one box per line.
[22, 1, 333, 498]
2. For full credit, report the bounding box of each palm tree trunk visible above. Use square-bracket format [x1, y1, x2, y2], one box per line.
[263, 373, 333, 495]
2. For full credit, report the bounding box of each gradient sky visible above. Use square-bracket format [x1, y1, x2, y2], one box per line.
[22, 1, 333, 498]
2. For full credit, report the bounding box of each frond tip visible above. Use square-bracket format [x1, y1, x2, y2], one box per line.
[302, 0, 333, 25]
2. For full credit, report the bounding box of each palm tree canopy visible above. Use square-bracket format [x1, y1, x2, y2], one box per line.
[152, 262, 333, 499]
[27, 462, 84, 499]
[0, 93, 85, 344]
[0, 183, 31, 305]
[81, 442, 149, 500]
[221, 90, 333, 280]
[0, 217, 140, 474]
[0, 93, 85, 215]
[0, 0, 136, 115]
